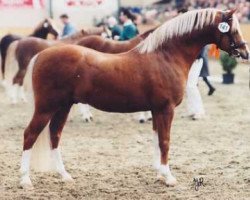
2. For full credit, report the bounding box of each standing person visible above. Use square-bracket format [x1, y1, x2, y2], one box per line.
[119, 8, 139, 41]
[60, 14, 76, 37]
[199, 47, 216, 96]
[186, 50, 205, 120]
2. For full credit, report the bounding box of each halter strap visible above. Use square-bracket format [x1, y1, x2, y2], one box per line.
[218, 13, 247, 57]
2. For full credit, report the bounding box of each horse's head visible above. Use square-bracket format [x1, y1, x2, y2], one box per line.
[42, 19, 59, 39]
[214, 9, 249, 60]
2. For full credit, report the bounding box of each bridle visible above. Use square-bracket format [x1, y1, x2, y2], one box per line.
[218, 13, 247, 58]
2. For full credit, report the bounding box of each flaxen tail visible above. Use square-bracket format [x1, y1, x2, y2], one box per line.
[24, 54, 54, 172]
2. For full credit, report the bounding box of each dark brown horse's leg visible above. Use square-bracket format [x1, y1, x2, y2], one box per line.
[152, 106, 177, 186]
[12, 69, 27, 103]
[20, 110, 53, 188]
[49, 105, 73, 181]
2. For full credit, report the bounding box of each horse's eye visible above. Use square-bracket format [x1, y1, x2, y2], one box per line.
[43, 22, 49, 28]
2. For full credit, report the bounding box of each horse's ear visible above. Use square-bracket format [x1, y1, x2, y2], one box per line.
[226, 8, 237, 20]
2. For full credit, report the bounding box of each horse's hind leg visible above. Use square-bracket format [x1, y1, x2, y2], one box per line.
[78, 104, 93, 122]
[12, 69, 26, 103]
[49, 105, 73, 182]
[152, 106, 177, 186]
[20, 111, 53, 188]
[137, 112, 146, 123]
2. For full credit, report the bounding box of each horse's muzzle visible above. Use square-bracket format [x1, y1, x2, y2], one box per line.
[239, 50, 249, 60]
[229, 48, 248, 60]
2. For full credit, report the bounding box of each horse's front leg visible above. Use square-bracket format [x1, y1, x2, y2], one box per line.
[152, 106, 177, 186]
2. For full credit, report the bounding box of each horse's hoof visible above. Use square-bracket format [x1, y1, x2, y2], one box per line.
[84, 118, 91, 123]
[156, 173, 165, 181]
[20, 178, 33, 189]
[165, 176, 177, 187]
[139, 119, 145, 123]
[62, 173, 74, 182]
[192, 113, 204, 120]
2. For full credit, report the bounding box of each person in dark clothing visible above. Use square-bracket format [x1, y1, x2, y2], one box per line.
[199, 47, 216, 96]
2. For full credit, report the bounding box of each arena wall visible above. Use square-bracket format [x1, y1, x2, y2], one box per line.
[0, 0, 118, 36]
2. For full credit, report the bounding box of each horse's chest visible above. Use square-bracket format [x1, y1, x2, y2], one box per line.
[151, 80, 185, 107]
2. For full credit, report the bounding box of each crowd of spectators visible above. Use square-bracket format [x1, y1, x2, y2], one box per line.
[142, 0, 250, 23]
[180, 0, 250, 22]
[97, 0, 250, 34]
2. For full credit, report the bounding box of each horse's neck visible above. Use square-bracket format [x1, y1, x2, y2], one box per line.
[130, 36, 143, 46]
[160, 30, 214, 73]
[30, 29, 48, 39]
[114, 36, 142, 52]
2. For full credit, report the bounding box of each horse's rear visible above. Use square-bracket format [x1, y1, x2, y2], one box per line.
[14, 38, 55, 85]
[0, 34, 21, 80]
[4, 37, 57, 103]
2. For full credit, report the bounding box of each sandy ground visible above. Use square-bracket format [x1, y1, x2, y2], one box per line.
[0, 60, 249, 200]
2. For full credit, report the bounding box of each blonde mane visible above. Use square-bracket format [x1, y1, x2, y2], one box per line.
[137, 8, 239, 54]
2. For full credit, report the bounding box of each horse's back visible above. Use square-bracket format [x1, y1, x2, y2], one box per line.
[38, 44, 119, 65]
[18, 37, 55, 49]
[33, 44, 132, 88]
[77, 35, 106, 50]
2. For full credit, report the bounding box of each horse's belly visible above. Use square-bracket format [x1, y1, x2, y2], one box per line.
[86, 94, 150, 113]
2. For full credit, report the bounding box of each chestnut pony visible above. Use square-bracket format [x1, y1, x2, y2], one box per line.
[20, 9, 249, 188]
[0, 19, 59, 80]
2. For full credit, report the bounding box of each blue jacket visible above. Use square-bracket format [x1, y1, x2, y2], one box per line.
[62, 23, 76, 37]
[120, 20, 138, 41]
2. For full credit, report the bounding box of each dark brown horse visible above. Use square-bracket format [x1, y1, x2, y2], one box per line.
[0, 19, 59, 80]
[20, 9, 249, 188]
